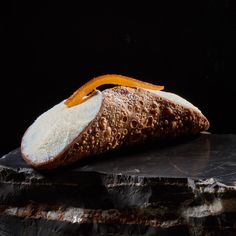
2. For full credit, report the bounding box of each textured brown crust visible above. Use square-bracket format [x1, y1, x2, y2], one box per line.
[22, 86, 209, 169]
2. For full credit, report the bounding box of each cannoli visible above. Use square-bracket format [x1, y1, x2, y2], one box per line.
[21, 74, 209, 169]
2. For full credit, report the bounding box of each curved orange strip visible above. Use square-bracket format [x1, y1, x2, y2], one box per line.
[65, 74, 164, 107]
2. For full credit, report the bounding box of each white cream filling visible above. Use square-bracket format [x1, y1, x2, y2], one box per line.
[145, 89, 201, 113]
[22, 91, 103, 163]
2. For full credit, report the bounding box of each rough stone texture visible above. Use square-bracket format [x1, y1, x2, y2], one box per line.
[1, 133, 236, 235]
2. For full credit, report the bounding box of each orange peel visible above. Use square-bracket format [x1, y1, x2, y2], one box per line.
[65, 74, 164, 107]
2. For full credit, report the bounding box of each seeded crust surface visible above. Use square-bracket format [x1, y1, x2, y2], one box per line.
[22, 86, 209, 169]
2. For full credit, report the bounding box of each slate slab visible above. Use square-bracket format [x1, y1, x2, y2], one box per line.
[1, 133, 236, 235]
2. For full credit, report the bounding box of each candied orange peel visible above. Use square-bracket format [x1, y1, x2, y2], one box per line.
[65, 74, 164, 107]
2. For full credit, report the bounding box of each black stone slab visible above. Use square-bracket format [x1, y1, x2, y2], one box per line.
[1, 133, 236, 236]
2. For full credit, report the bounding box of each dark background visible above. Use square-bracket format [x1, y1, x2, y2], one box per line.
[1, 1, 236, 156]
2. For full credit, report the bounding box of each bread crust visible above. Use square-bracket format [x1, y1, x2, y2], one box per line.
[21, 86, 209, 169]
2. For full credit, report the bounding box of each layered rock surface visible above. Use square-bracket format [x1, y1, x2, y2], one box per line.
[1, 134, 236, 235]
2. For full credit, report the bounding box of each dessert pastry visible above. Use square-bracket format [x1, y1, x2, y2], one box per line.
[21, 74, 209, 169]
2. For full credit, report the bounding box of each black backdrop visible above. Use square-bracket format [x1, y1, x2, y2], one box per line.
[2, 1, 236, 156]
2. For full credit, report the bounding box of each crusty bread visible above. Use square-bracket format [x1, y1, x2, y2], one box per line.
[21, 86, 209, 169]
